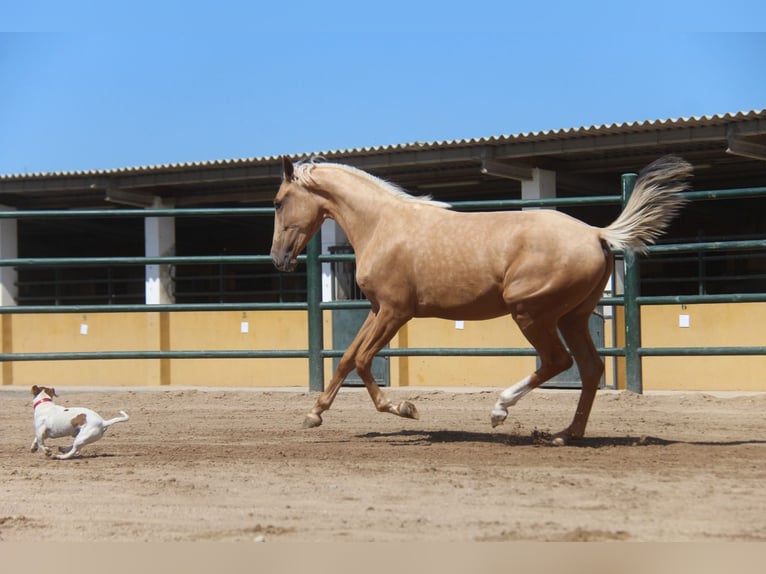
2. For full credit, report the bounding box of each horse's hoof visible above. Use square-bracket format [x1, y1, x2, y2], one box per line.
[397, 401, 419, 420]
[490, 411, 507, 428]
[551, 434, 568, 446]
[302, 413, 323, 428]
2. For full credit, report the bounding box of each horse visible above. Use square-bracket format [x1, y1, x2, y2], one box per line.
[271, 155, 692, 445]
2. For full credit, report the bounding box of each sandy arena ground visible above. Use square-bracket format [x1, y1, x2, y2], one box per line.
[1, 385, 765, 542]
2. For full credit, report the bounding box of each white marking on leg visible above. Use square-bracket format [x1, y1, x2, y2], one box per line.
[491, 375, 534, 427]
[500, 375, 535, 406]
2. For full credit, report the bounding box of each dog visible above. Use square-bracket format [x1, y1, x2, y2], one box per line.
[30, 385, 129, 460]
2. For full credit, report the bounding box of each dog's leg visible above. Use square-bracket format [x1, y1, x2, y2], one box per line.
[53, 426, 103, 460]
[53, 439, 81, 460]
[30, 437, 39, 452]
[54, 446, 79, 460]
[35, 433, 52, 456]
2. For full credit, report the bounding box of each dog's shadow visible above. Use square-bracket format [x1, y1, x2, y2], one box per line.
[354, 429, 766, 448]
[40, 446, 127, 460]
[53, 452, 116, 460]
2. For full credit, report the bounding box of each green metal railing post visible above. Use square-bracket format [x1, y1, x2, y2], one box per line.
[306, 235, 325, 392]
[621, 172, 642, 393]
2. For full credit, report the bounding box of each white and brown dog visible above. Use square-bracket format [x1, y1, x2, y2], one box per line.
[30, 385, 129, 460]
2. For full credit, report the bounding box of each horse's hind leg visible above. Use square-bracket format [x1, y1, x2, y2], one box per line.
[491, 317, 573, 428]
[554, 311, 604, 445]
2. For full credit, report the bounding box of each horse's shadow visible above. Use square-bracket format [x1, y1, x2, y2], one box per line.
[354, 429, 766, 448]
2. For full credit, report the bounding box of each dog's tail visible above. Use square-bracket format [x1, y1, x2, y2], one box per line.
[103, 411, 129, 427]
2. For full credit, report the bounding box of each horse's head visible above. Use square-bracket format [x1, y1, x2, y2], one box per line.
[270, 157, 325, 272]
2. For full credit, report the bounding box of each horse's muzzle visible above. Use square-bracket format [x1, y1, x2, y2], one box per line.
[271, 249, 297, 272]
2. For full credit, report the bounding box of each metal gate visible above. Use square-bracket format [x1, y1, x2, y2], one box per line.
[329, 245, 389, 387]
[331, 307, 389, 387]
[540, 308, 605, 388]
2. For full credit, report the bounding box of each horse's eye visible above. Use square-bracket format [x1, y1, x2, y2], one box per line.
[274, 201, 283, 211]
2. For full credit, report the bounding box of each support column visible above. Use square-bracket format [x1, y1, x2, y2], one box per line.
[145, 199, 176, 304]
[0, 211, 16, 385]
[144, 199, 175, 385]
[321, 220, 347, 302]
[0, 211, 18, 306]
[521, 168, 556, 208]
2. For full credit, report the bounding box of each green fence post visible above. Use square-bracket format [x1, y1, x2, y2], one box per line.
[306, 235, 325, 392]
[621, 173, 642, 394]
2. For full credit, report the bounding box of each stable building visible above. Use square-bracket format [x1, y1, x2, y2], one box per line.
[0, 110, 764, 391]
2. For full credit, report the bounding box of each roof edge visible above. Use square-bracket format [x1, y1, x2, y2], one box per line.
[3, 109, 764, 180]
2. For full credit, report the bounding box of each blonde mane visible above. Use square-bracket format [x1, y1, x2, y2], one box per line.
[293, 158, 450, 209]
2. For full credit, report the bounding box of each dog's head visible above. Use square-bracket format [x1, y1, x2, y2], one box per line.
[31, 385, 57, 399]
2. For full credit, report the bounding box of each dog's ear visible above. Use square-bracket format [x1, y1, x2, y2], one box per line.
[31, 385, 40, 396]
[50, 387, 58, 397]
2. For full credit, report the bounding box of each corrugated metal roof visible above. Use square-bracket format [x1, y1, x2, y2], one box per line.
[2, 109, 764, 180]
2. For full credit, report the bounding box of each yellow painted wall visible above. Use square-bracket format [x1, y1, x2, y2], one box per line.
[1, 304, 763, 391]
[1, 311, 309, 388]
[640, 303, 766, 391]
[388, 316, 536, 387]
[4, 313, 154, 386]
[167, 310, 308, 387]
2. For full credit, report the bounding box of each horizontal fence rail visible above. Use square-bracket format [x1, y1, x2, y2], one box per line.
[0, 302, 309, 314]
[0, 183, 763, 393]
[0, 255, 279, 267]
[0, 207, 276, 219]
[0, 350, 310, 361]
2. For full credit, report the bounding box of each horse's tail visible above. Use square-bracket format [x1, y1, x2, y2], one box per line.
[600, 156, 693, 253]
[103, 411, 129, 427]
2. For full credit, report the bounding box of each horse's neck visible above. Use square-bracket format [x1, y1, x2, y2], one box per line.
[315, 167, 396, 253]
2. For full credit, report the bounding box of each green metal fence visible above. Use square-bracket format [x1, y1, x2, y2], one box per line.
[312, 183, 766, 393]
[0, 181, 764, 393]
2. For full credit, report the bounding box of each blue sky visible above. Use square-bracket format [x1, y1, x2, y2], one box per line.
[1, 2, 765, 175]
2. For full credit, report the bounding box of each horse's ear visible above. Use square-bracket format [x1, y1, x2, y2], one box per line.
[281, 156, 295, 182]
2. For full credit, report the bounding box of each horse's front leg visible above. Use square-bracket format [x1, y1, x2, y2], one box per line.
[302, 311, 376, 428]
[354, 308, 418, 421]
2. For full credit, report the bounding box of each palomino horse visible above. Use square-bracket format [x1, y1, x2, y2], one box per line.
[271, 156, 692, 444]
